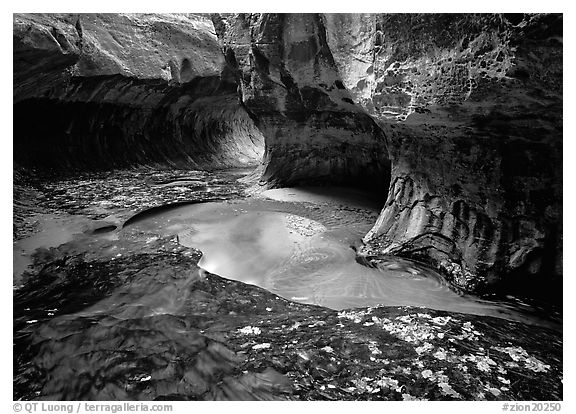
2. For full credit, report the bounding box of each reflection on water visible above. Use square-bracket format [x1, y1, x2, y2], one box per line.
[261, 186, 384, 210]
[14, 182, 561, 400]
[13, 213, 94, 286]
[123, 200, 556, 327]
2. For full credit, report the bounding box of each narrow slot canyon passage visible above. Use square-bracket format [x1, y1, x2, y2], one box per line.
[13, 13, 562, 402]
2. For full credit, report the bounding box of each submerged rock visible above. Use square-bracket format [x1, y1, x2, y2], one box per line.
[14, 235, 561, 401]
[12, 14, 563, 401]
[14, 13, 563, 295]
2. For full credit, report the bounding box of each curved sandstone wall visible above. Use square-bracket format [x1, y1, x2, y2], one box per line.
[211, 13, 391, 189]
[213, 13, 562, 298]
[13, 13, 264, 170]
[13, 13, 562, 299]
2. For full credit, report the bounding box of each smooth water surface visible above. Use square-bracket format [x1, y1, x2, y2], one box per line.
[123, 196, 555, 327]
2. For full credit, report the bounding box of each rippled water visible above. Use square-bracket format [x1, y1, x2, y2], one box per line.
[13, 213, 91, 285]
[14, 179, 560, 400]
[122, 199, 555, 326]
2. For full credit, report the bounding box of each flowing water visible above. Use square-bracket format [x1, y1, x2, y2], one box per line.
[121, 192, 557, 327]
[13, 173, 561, 399]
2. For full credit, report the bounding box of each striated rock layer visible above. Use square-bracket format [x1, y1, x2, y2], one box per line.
[212, 13, 562, 298]
[12, 14, 564, 401]
[211, 13, 391, 189]
[13, 13, 562, 298]
[13, 13, 264, 170]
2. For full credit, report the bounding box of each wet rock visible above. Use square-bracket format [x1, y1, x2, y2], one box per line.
[213, 14, 562, 297]
[12, 14, 563, 402]
[342, 14, 563, 299]
[12, 167, 561, 401]
[13, 168, 247, 241]
[14, 235, 561, 400]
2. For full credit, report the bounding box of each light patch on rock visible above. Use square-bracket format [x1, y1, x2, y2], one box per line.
[476, 360, 492, 372]
[238, 326, 261, 335]
[438, 382, 462, 399]
[351, 377, 379, 394]
[337, 309, 372, 323]
[431, 316, 452, 326]
[367, 341, 382, 355]
[421, 369, 433, 379]
[288, 321, 301, 331]
[454, 321, 483, 341]
[488, 387, 502, 397]
[252, 343, 271, 350]
[415, 342, 434, 355]
[369, 314, 437, 343]
[402, 393, 428, 401]
[433, 348, 447, 360]
[375, 376, 402, 392]
[493, 346, 550, 373]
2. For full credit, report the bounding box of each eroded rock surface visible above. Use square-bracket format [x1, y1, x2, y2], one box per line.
[211, 14, 391, 189]
[13, 167, 562, 401]
[13, 14, 563, 401]
[14, 13, 264, 170]
[212, 13, 562, 297]
[14, 12, 563, 295]
[14, 235, 561, 401]
[331, 14, 562, 298]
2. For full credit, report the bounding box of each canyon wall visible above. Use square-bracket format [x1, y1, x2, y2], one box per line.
[13, 13, 264, 170]
[213, 13, 562, 297]
[211, 13, 391, 189]
[13, 13, 562, 298]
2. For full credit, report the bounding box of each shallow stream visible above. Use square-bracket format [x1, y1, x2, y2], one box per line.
[121, 187, 556, 327]
[13, 169, 562, 400]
